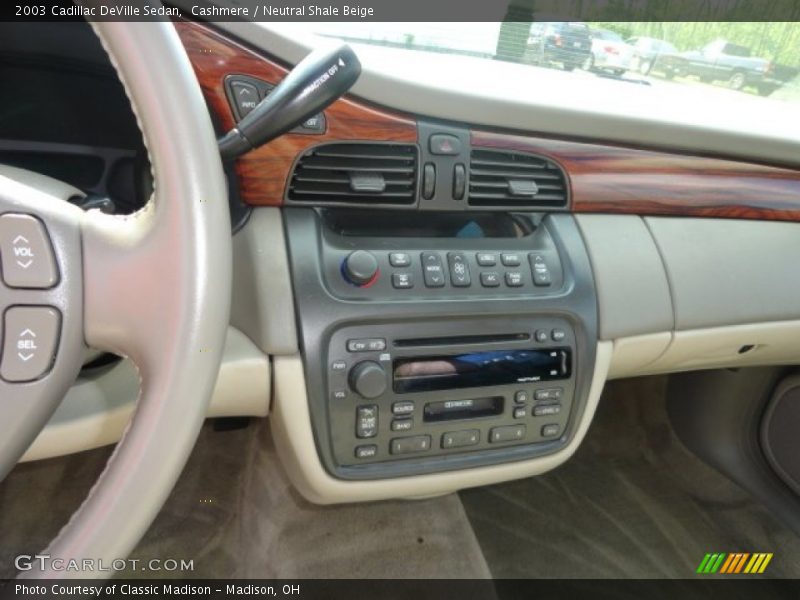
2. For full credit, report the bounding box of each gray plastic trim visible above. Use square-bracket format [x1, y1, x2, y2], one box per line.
[575, 214, 673, 340]
[284, 209, 598, 479]
[231, 207, 298, 355]
[271, 342, 611, 504]
[645, 217, 800, 331]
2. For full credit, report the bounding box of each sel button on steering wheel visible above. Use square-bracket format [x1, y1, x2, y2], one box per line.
[1, 306, 61, 382]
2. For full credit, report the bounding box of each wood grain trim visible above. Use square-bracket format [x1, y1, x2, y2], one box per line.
[175, 20, 417, 206]
[472, 130, 800, 222]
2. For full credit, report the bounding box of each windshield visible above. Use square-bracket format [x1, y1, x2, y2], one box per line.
[307, 21, 800, 104]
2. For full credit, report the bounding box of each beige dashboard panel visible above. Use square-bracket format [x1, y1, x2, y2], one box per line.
[638, 320, 800, 375]
[21, 327, 270, 462]
[608, 332, 673, 379]
[270, 342, 612, 505]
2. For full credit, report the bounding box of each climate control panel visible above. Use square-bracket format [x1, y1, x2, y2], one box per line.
[326, 248, 563, 299]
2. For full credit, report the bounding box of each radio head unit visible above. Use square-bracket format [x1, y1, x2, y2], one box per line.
[325, 317, 580, 477]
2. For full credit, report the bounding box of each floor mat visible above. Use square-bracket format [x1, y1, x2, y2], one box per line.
[460, 376, 800, 578]
[0, 418, 490, 579]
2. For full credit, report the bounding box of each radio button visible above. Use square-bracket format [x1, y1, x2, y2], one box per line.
[552, 329, 566, 342]
[534, 404, 561, 417]
[392, 273, 414, 289]
[355, 445, 378, 459]
[392, 401, 415, 416]
[391, 418, 414, 432]
[501, 253, 522, 267]
[368, 339, 386, 351]
[505, 272, 523, 287]
[534, 329, 549, 343]
[442, 429, 480, 449]
[514, 390, 530, 404]
[447, 252, 471, 287]
[421, 252, 446, 288]
[390, 435, 431, 455]
[535, 388, 563, 401]
[389, 252, 411, 267]
[349, 361, 387, 399]
[347, 338, 386, 352]
[476, 253, 497, 267]
[490, 424, 526, 443]
[480, 272, 501, 287]
[513, 407, 527, 419]
[541, 423, 561, 438]
[356, 405, 379, 438]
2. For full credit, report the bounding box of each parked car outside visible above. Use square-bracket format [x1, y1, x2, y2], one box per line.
[525, 22, 592, 72]
[660, 39, 774, 93]
[585, 29, 633, 76]
[627, 37, 679, 76]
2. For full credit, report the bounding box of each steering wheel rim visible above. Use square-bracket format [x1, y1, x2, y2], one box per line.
[0, 17, 231, 578]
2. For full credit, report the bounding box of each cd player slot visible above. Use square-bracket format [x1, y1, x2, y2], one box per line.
[423, 396, 504, 422]
[393, 348, 571, 394]
[394, 333, 530, 348]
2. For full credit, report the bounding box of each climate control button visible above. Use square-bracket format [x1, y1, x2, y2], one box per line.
[342, 250, 379, 287]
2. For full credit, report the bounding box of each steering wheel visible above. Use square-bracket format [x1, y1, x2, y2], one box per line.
[0, 18, 231, 578]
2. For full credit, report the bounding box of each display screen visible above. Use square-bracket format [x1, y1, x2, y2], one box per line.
[393, 348, 570, 394]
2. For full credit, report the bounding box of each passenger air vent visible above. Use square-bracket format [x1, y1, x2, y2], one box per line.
[468, 149, 568, 209]
[287, 143, 418, 205]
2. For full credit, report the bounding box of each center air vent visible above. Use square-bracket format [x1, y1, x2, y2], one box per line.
[469, 149, 568, 209]
[288, 143, 418, 205]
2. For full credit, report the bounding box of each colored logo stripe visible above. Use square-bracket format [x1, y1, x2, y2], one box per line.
[697, 552, 773, 574]
[697, 553, 726, 573]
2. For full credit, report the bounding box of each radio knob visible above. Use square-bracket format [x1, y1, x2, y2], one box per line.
[349, 361, 387, 399]
[343, 250, 379, 287]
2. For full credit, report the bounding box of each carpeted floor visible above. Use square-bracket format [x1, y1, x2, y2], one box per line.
[0, 419, 490, 579]
[461, 376, 800, 579]
[1, 376, 798, 580]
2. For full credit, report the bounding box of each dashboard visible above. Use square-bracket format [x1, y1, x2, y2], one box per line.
[5, 19, 800, 504]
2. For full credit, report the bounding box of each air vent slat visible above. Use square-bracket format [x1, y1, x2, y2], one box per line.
[470, 168, 562, 180]
[468, 149, 568, 209]
[468, 192, 566, 202]
[295, 175, 414, 186]
[288, 143, 418, 205]
[300, 163, 414, 174]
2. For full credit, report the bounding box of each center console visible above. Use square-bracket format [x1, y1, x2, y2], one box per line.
[284, 208, 598, 480]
